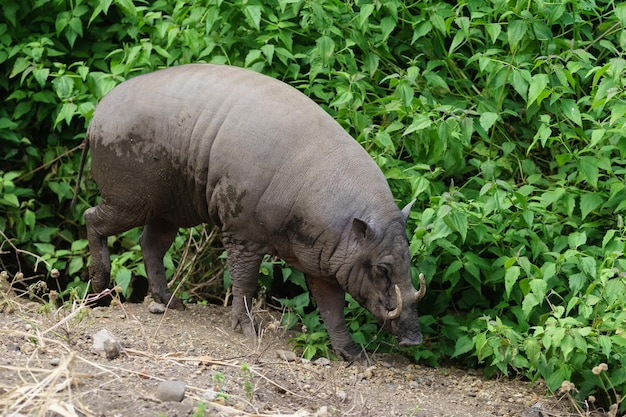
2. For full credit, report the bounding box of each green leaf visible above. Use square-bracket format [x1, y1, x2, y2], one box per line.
[511, 69, 529, 99]
[245, 49, 263, 67]
[610, 102, 626, 125]
[10, 57, 30, 78]
[577, 156, 599, 188]
[54, 103, 78, 128]
[524, 338, 541, 368]
[528, 74, 549, 106]
[443, 210, 468, 242]
[0, 117, 18, 130]
[568, 273, 586, 294]
[560, 99, 582, 126]
[71, 239, 89, 252]
[397, 80, 414, 107]
[602, 229, 616, 251]
[412, 21, 432, 42]
[579, 256, 596, 279]
[443, 260, 463, 285]
[244, 4, 262, 30]
[380, 16, 396, 41]
[363, 53, 379, 76]
[568, 231, 587, 249]
[560, 335, 575, 361]
[114, 0, 136, 16]
[540, 187, 565, 208]
[541, 262, 556, 281]
[32, 67, 50, 87]
[479, 112, 498, 132]
[531, 121, 551, 149]
[53, 75, 74, 99]
[598, 335, 612, 358]
[507, 20, 527, 52]
[34, 243, 56, 255]
[373, 131, 394, 151]
[316, 35, 335, 65]
[452, 335, 474, 358]
[115, 268, 132, 298]
[589, 128, 605, 148]
[23, 209, 36, 230]
[529, 279, 547, 299]
[0, 194, 19, 207]
[580, 192, 603, 220]
[358, 4, 374, 28]
[449, 31, 465, 54]
[504, 265, 520, 298]
[404, 114, 432, 134]
[522, 293, 541, 318]
[69, 256, 84, 276]
[69, 16, 83, 37]
[261, 44, 274, 64]
[485, 23, 501, 43]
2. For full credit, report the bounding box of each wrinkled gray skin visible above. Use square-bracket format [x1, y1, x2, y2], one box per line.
[80, 64, 424, 360]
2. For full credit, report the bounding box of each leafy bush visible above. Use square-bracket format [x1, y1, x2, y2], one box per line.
[1, 0, 625, 412]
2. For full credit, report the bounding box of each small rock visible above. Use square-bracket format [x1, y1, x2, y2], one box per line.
[103, 339, 120, 360]
[156, 380, 186, 402]
[522, 402, 546, 417]
[313, 357, 330, 366]
[335, 390, 347, 401]
[314, 406, 329, 417]
[148, 301, 166, 314]
[92, 329, 115, 350]
[20, 342, 35, 354]
[361, 366, 375, 380]
[50, 358, 61, 366]
[202, 389, 219, 401]
[276, 349, 298, 362]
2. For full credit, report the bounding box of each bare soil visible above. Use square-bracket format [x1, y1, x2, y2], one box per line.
[0, 291, 572, 417]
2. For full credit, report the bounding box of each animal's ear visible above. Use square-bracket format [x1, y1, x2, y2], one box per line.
[401, 199, 416, 221]
[352, 218, 370, 240]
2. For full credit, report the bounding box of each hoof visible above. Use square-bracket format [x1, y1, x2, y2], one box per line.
[166, 297, 186, 310]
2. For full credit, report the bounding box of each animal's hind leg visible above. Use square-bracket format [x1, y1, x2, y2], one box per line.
[139, 220, 184, 310]
[85, 202, 145, 294]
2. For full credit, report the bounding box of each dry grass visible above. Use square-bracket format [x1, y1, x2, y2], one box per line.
[0, 287, 317, 417]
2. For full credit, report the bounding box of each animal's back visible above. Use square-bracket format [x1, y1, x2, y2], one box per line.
[87, 64, 394, 233]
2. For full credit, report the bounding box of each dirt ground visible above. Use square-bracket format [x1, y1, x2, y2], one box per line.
[0, 289, 573, 417]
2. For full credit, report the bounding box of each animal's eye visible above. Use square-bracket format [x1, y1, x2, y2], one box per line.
[375, 264, 391, 278]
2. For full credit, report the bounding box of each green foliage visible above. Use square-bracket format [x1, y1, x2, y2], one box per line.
[2, 0, 626, 413]
[239, 363, 254, 399]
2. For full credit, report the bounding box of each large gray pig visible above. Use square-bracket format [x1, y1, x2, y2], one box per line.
[78, 64, 426, 359]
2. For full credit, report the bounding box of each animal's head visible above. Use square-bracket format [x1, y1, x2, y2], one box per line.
[340, 201, 426, 347]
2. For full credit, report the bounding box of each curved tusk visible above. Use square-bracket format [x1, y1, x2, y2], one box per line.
[414, 273, 426, 301]
[386, 285, 403, 320]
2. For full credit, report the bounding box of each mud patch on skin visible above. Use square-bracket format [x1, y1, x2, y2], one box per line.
[281, 215, 316, 246]
[217, 183, 247, 222]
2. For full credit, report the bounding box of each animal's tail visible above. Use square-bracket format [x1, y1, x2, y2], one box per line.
[70, 138, 90, 210]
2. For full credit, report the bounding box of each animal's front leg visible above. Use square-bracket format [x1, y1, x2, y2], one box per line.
[306, 276, 363, 360]
[223, 236, 264, 337]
